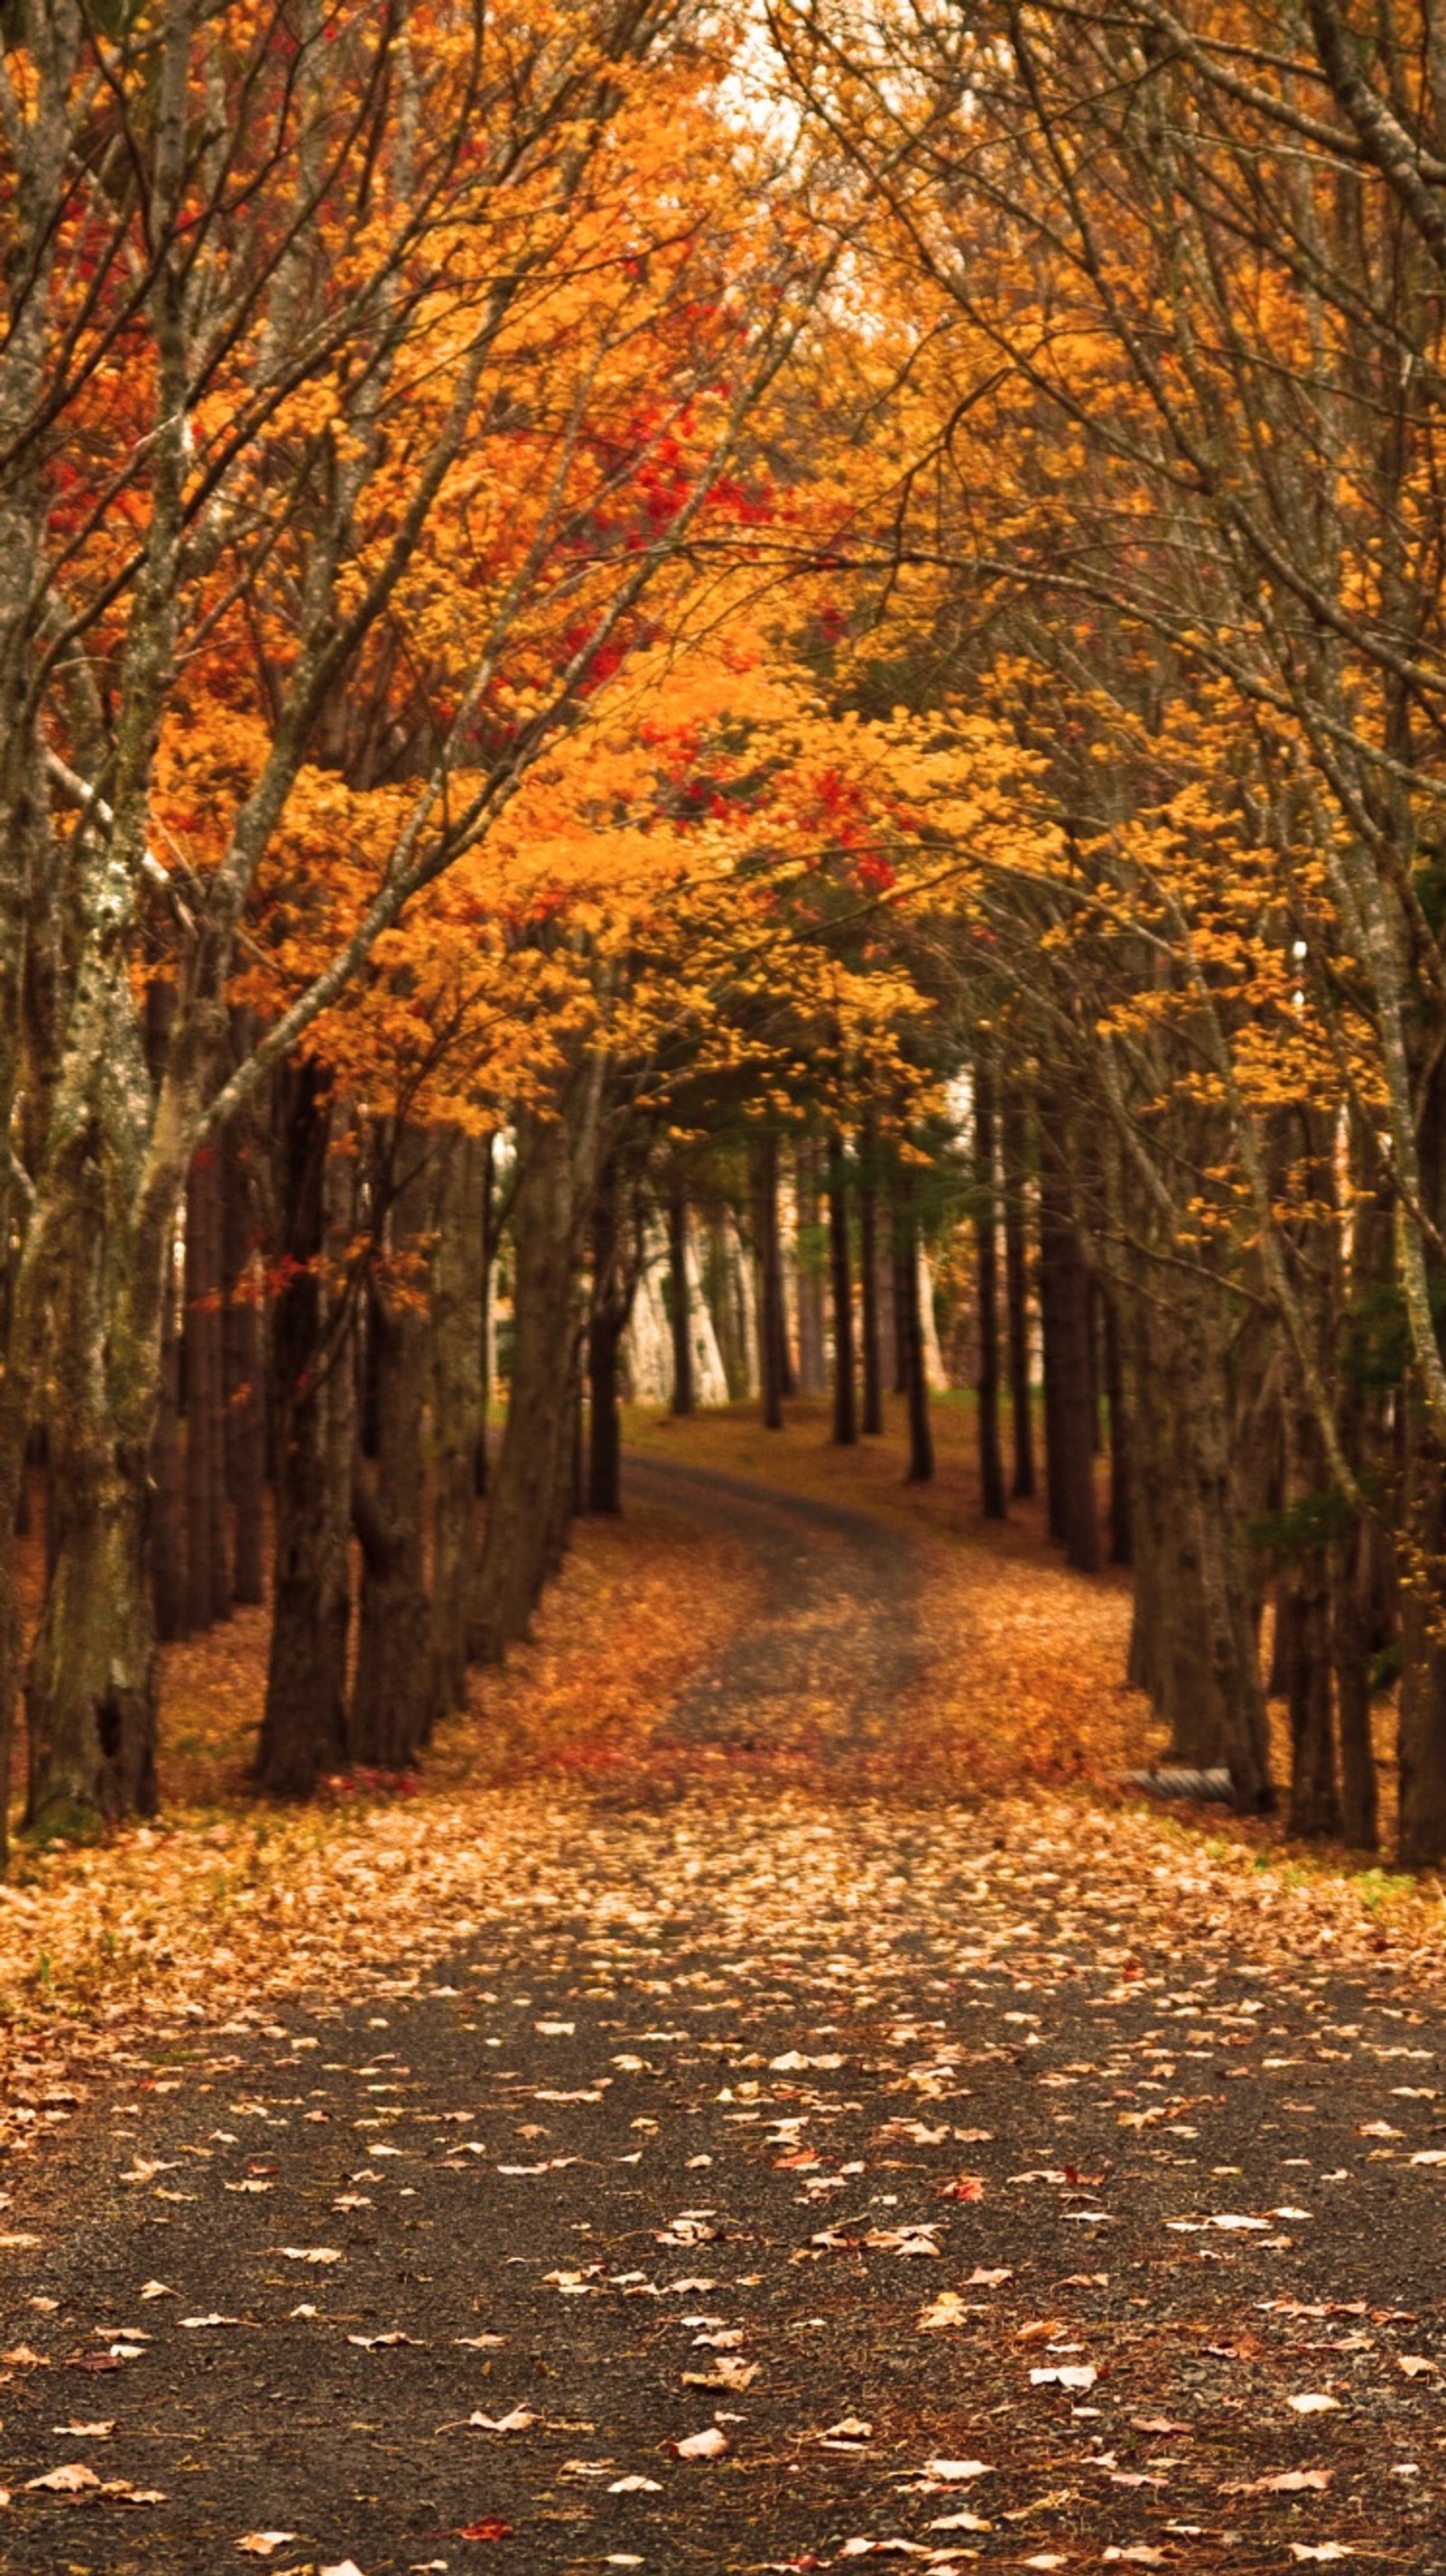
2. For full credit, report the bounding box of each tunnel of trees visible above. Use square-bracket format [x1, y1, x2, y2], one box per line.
[4, 0, 1446, 1867]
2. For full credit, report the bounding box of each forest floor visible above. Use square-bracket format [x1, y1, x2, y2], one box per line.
[2, 1401, 1446, 2573]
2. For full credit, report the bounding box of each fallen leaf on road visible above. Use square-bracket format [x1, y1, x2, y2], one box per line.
[608, 2475, 662, 2492]
[25, 2464, 99, 2492]
[924, 2459, 992, 2482]
[1222, 2470, 1331, 2495]
[181, 2314, 244, 2330]
[1288, 2393, 1341, 2414]
[1028, 2365, 1097, 2390]
[237, 2535, 297, 2558]
[467, 2407, 538, 2431]
[137, 2281, 173, 2300]
[668, 2425, 729, 2459]
[454, 2518, 513, 2541]
[863, 2226, 940, 2255]
[276, 2246, 343, 2263]
[682, 2356, 758, 2388]
[919, 2291, 969, 2329]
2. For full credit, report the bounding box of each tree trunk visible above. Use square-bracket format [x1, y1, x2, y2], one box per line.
[546, 1332, 586, 1580]
[150, 1222, 188, 1643]
[1332, 1513, 1379, 1851]
[974, 1059, 1006, 1519]
[23, 1174, 160, 1830]
[588, 1297, 625, 1513]
[1002, 1091, 1036, 1499]
[1282, 1565, 1340, 1837]
[352, 1126, 437, 1769]
[184, 1145, 229, 1629]
[828, 1129, 856, 1447]
[668, 1172, 693, 1417]
[588, 1159, 636, 1515]
[755, 1134, 786, 1430]
[859, 1136, 883, 1436]
[1281, 1403, 1342, 1839]
[475, 1134, 495, 1498]
[1118, 1282, 1231, 1766]
[430, 1129, 485, 1715]
[896, 1189, 934, 1484]
[1038, 1154, 1099, 1572]
[1398, 1404, 1446, 1865]
[1103, 1290, 1132, 1567]
[24, 1451, 158, 1831]
[471, 1082, 599, 1663]
[256, 1063, 352, 1796]
[221, 1110, 266, 1606]
[1183, 1309, 1274, 1812]
[795, 1140, 827, 1395]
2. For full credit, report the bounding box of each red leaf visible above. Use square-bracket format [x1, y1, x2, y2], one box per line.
[455, 2517, 513, 2542]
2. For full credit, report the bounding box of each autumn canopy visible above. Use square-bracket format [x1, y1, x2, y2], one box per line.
[0, 0, 1444, 1878]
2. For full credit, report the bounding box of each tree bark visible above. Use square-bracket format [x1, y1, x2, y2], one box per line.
[795, 1139, 827, 1395]
[546, 1331, 586, 1580]
[256, 1064, 352, 1796]
[755, 1134, 786, 1430]
[974, 1059, 1006, 1519]
[895, 1185, 934, 1484]
[828, 1129, 856, 1446]
[430, 1129, 485, 1715]
[23, 1162, 160, 1831]
[1398, 1402, 1446, 1865]
[1103, 1289, 1132, 1567]
[588, 1159, 637, 1514]
[1281, 1401, 1342, 1839]
[470, 1079, 599, 1663]
[1002, 1091, 1036, 1499]
[221, 1111, 266, 1606]
[1332, 1513, 1379, 1851]
[668, 1171, 693, 1417]
[352, 1125, 437, 1769]
[1182, 1307, 1275, 1812]
[475, 1134, 495, 1498]
[150, 1222, 187, 1643]
[859, 1132, 883, 1436]
[183, 1146, 229, 1629]
[1038, 1151, 1099, 1572]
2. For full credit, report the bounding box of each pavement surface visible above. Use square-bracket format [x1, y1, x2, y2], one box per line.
[0, 1466, 1442, 2575]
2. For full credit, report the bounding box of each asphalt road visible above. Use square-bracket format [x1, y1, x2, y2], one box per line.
[0, 1466, 1441, 2575]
